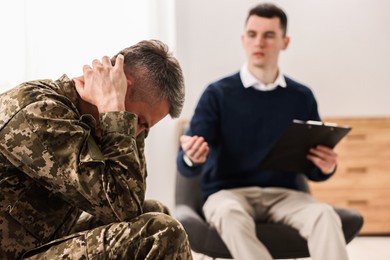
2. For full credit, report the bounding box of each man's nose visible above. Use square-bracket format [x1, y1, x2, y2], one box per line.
[257, 36, 265, 46]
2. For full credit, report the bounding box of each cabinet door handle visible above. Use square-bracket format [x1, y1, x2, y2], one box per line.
[347, 200, 368, 206]
[346, 167, 367, 174]
[346, 134, 366, 141]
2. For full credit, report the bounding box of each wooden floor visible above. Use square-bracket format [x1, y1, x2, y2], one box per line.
[192, 236, 390, 260]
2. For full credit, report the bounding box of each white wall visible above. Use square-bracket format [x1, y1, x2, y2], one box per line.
[175, 0, 390, 119]
[0, 0, 152, 92]
[145, 0, 390, 211]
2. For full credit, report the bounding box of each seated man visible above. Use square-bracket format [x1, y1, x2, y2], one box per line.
[0, 40, 192, 259]
[177, 3, 348, 260]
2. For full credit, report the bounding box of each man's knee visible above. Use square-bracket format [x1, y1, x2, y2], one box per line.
[139, 213, 191, 258]
[142, 199, 170, 215]
[204, 190, 249, 223]
[92, 214, 190, 258]
[142, 212, 187, 239]
[314, 203, 340, 219]
[305, 203, 342, 229]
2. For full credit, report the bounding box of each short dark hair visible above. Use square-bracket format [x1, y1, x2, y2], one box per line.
[245, 3, 288, 36]
[111, 40, 185, 118]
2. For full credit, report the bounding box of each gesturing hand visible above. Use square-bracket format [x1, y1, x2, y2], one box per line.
[73, 54, 127, 113]
[180, 135, 209, 164]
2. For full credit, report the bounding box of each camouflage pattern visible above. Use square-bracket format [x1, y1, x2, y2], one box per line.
[0, 75, 192, 259]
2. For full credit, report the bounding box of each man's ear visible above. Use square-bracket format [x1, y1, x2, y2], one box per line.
[127, 78, 133, 89]
[240, 34, 245, 47]
[124, 78, 132, 100]
[282, 36, 290, 50]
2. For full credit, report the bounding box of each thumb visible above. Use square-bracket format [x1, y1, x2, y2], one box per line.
[180, 135, 192, 143]
[73, 76, 85, 96]
[114, 54, 124, 70]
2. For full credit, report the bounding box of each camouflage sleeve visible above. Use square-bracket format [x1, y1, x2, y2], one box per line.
[2, 99, 146, 224]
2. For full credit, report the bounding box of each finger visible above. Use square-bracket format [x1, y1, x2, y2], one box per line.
[307, 155, 324, 170]
[193, 143, 209, 159]
[309, 147, 337, 161]
[92, 59, 102, 68]
[187, 138, 204, 157]
[102, 56, 111, 67]
[315, 154, 336, 168]
[307, 154, 335, 174]
[72, 77, 82, 87]
[114, 54, 124, 70]
[73, 76, 85, 84]
[180, 135, 192, 143]
[315, 145, 334, 154]
[181, 136, 198, 151]
[73, 77, 85, 96]
[191, 137, 205, 151]
[82, 64, 92, 74]
[316, 146, 338, 161]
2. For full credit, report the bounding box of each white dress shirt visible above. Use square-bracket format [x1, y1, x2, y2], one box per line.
[239, 63, 287, 91]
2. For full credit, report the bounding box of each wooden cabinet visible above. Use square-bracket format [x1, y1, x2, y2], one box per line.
[309, 117, 390, 235]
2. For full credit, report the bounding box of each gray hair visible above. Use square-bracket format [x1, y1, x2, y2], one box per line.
[111, 40, 185, 118]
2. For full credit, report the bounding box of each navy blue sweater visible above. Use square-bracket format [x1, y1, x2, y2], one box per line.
[177, 72, 332, 201]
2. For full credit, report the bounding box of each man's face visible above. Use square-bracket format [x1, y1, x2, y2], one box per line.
[125, 96, 169, 136]
[241, 15, 289, 70]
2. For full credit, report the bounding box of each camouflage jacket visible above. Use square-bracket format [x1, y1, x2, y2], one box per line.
[0, 75, 147, 258]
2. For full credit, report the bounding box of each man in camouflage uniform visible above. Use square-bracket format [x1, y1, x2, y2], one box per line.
[0, 40, 192, 259]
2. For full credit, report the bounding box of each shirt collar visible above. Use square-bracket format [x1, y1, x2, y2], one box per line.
[239, 63, 287, 91]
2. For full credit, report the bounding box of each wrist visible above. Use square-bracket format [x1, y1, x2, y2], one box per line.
[183, 154, 201, 167]
[98, 101, 126, 113]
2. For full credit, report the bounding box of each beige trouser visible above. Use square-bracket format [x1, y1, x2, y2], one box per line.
[203, 187, 349, 260]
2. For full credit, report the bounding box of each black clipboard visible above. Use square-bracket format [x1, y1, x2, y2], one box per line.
[259, 120, 352, 173]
